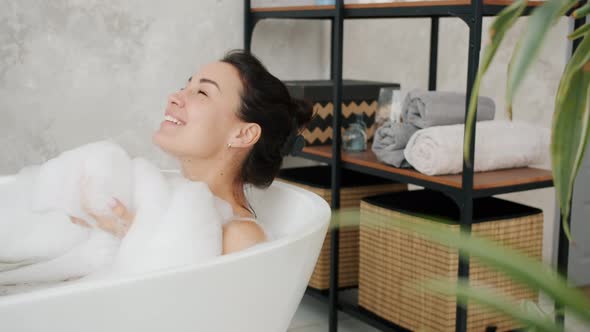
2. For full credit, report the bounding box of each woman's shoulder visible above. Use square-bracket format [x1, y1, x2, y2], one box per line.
[222, 219, 267, 254]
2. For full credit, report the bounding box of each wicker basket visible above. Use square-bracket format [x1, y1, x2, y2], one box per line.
[358, 190, 543, 332]
[278, 166, 407, 290]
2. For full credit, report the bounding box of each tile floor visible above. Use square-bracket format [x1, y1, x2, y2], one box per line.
[287, 291, 590, 332]
[288, 294, 379, 332]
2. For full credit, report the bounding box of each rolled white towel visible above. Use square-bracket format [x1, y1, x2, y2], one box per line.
[403, 120, 549, 176]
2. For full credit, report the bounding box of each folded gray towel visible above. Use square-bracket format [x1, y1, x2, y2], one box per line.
[401, 89, 495, 128]
[371, 121, 418, 168]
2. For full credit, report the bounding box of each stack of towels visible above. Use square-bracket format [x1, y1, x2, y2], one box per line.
[371, 89, 549, 176]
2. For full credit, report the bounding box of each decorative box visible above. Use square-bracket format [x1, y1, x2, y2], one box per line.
[284, 80, 400, 146]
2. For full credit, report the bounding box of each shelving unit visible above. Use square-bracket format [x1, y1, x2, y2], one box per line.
[300, 144, 553, 198]
[244, 1, 584, 331]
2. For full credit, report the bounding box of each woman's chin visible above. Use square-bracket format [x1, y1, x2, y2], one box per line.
[152, 131, 185, 158]
[152, 130, 172, 153]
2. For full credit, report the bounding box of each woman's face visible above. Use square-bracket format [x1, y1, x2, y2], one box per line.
[153, 61, 244, 159]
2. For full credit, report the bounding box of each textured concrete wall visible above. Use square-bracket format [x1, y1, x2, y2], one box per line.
[0, 0, 327, 173]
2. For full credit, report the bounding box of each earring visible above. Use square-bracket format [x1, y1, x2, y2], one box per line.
[227, 143, 232, 149]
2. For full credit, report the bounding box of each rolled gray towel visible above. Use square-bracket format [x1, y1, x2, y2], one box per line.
[401, 89, 495, 128]
[371, 120, 418, 168]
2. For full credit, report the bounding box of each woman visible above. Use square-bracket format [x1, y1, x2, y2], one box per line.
[74, 50, 313, 255]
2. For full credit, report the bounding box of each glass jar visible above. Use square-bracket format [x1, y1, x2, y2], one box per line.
[315, 0, 335, 4]
[376, 87, 402, 126]
[343, 114, 368, 152]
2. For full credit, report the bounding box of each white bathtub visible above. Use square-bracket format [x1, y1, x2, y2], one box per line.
[0, 175, 331, 332]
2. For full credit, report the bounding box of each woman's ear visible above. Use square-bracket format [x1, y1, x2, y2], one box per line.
[229, 123, 261, 148]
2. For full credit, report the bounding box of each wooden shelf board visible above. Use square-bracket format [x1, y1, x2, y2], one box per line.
[251, 5, 335, 12]
[251, 0, 545, 13]
[301, 144, 553, 191]
[483, 0, 545, 6]
[345, 0, 471, 9]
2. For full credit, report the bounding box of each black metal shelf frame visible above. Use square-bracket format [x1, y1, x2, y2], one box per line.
[249, 3, 541, 20]
[244, 1, 586, 331]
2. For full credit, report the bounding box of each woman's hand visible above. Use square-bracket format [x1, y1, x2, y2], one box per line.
[70, 198, 135, 238]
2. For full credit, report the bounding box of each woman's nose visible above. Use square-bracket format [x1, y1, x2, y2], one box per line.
[168, 91, 185, 108]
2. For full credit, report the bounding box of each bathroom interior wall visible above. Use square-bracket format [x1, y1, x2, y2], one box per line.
[0, 0, 327, 173]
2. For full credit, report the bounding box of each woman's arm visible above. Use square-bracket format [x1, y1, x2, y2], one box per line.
[222, 221, 267, 255]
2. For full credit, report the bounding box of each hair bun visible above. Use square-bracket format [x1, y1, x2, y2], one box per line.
[279, 98, 313, 156]
[289, 98, 313, 131]
[280, 132, 305, 156]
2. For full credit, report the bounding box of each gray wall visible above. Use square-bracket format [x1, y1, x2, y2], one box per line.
[1, 1, 584, 274]
[0, 0, 327, 173]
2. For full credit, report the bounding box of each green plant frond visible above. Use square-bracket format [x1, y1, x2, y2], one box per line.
[551, 35, 590, 239]
[551, 41, 590, 240]
[573, 1, 590, 18]
[329, 207, 361, 229]
[568, 21, 590, 40]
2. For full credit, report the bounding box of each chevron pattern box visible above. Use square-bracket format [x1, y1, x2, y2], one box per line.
[284, 80, 401, 146]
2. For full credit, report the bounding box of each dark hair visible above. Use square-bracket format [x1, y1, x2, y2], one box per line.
[221, 50, 313, 189]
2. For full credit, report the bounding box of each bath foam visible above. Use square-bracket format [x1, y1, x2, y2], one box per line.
[106, 158, 172, 276]
[31, 140, 134, 225]
[105, 159, 224, 277]
[0, 142, 225, 288]
[0, 209, 91, 267]
[0, 141, 127, 284]
[0, 167, 90, 266]
[116, 181, 223, 276]
[0, 230, 119, 284]
[150, 180, 223, 266]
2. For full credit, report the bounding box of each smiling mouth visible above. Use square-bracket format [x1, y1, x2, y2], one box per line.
[164, 115, 186, 126]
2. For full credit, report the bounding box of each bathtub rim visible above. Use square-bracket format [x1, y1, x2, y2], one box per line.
[0, 174, 331, 305]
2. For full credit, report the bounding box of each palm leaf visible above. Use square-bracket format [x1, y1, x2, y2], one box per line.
[551, 31, 590, 240]
[329, 207, 362, 229]
[573, 1, 590, 18]
[568, 22, 590, 40]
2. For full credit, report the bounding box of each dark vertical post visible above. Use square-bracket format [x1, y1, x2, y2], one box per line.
[456, 1, 483, 331]
[556, 203, 573, 325]
[556, 12, 586, 325]
[429, 17, 439, 91]
[329, 1, 344, 332]
[244, 0, 253, 52]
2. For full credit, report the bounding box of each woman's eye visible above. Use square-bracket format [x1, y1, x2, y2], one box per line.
[198, 90, 207, 96]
